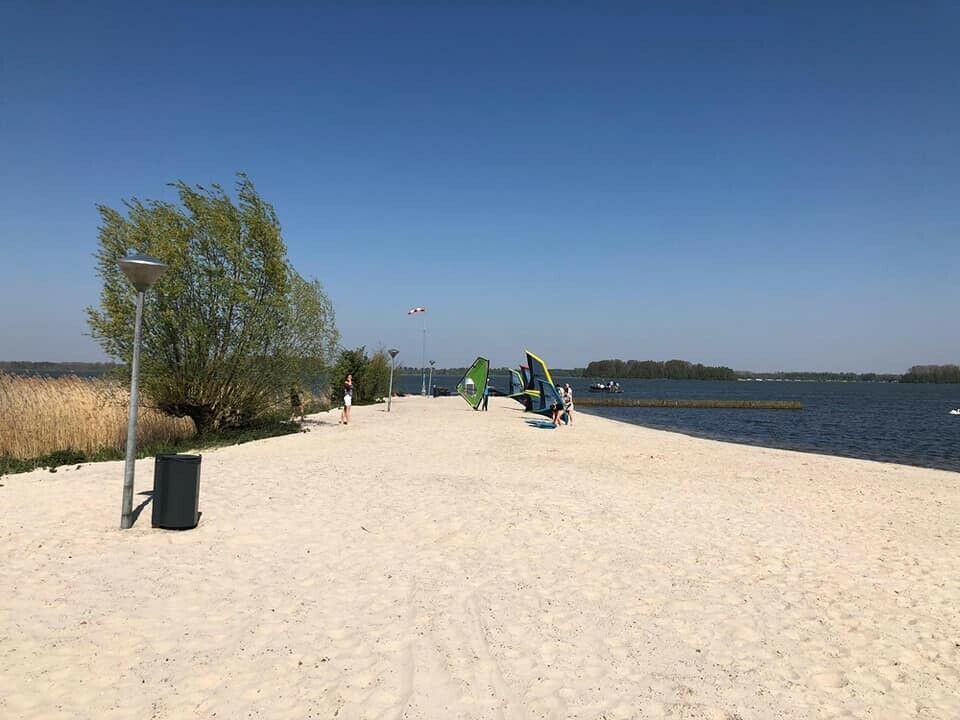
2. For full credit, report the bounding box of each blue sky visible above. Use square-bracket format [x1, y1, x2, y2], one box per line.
[1, 2, 957, 372]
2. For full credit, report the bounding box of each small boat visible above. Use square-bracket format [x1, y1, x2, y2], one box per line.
[589, 383, 624, 393]
[950, 409, 960, 415]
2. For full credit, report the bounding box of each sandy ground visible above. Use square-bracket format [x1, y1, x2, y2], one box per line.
[1, 396, 958, 720]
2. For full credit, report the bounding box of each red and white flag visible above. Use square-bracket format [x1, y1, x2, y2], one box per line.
[407, 307, 426, 315]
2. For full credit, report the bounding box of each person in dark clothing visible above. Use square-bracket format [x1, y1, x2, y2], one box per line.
[290, 384, 304, 422]
[551, 399, 563, 428]
[481, 378, 491, 411]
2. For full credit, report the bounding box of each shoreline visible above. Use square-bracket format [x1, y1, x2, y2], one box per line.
[2, 396, 958, 719]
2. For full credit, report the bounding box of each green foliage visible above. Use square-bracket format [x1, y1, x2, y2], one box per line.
[901, 364, 960, 383]
[330, 346, 392, 405]
[584, 359, 737, 381]
[365, 349, 391, 401]
[86, 174, 339, 434]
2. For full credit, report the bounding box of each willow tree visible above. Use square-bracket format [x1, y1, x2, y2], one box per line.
[329, 346, 391, 404]
[87, 174, 339, 433]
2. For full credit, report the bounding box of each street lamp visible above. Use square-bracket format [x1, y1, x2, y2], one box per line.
[387, 348, 399, 412]
[118, 253, 168, 529]
[428, 360, 436, 397]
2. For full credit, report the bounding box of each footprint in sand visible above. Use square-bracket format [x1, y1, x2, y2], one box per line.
[662, 704, 741, 720]
[810, 670, 848, 689]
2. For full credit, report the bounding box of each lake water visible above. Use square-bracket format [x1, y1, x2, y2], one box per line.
[401, 374, 960, 473]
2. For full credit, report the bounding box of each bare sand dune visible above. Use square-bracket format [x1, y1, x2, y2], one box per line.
[1, 396, 958, 719]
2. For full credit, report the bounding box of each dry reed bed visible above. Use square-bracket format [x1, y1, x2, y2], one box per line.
[0, 373, 194, 460]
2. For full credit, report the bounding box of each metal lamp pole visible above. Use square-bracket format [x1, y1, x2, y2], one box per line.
[428, 360, 435, 397]
[387, 348, 399, 412]
[118, 254, 167, 530]
[420, 313, 427, 396]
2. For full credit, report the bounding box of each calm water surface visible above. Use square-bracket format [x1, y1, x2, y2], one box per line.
[404, 374, 960, 472]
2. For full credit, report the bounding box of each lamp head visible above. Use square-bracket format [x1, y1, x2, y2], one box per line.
[388, 348, 399, 359]
[119, 253, 168, 292]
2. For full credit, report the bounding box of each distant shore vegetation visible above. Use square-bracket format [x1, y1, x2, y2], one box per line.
[5, 362, 960, 385]
[0, 361, 121, 378]
[584, 359, 737, 381]
[900, 364, 960, 384]
[396, 361, 960, 384]
[737, 371, 902, 382]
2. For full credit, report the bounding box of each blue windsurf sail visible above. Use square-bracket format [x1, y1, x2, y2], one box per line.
[509, 369, 524, 396]
[530, 378, 564, 416]
[508, 368, 531, 409]
[525, 350, 555, 389]
[520, 365, 531, 389]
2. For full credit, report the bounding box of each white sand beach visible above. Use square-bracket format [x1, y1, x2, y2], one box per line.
[1, 396, 958, 720]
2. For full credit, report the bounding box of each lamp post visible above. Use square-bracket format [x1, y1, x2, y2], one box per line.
[387, 348, 399, 412]
[428, 360, 435, 397]
[118, 253, 168, 529]
[420, 315, 427, 396]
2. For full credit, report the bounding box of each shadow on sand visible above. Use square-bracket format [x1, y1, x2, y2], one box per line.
[300, 417, 338, 428]
[129, 490, 154, 527]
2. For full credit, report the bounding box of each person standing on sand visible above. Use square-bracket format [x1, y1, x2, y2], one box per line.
[481, 377, 490, 411]
[551, 393, 564, 428]
[340, 374, 353, 425]
[563, 383, 574, 425]
[290, 384, 304, 422]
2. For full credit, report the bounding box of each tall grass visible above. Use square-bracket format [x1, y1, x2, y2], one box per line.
[0, 373, 195, 461]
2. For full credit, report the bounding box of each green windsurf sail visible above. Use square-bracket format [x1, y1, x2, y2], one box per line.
[456, 356, 490, 409]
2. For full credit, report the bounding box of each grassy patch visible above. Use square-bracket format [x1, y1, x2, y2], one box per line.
[0, 418, 303, 478]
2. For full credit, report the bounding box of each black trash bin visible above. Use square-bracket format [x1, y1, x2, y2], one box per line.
[152, 454, 201, 529]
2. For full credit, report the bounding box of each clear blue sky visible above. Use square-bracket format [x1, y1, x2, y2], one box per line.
[1, 2, 957, 372]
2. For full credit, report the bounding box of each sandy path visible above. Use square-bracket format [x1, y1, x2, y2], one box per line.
[1, 396, 958, 719]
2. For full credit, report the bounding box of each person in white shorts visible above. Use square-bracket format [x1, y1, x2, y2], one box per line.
[563, 383, 574, 425]
[340, 374, 354, 425]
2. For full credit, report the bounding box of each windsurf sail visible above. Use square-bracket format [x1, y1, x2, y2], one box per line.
[524, 350, 555, 389]
[530, 378, 564, 416]
[509, 369, 524, 396]
[508, 368, 532, 409]
[520, 365, 531, 389]
[456, 356, 490, 410]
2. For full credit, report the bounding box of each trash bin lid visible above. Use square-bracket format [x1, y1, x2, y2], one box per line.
[156, 453, 201, 463]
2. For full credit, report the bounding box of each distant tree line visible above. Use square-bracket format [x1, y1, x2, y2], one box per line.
[0, 361, 119, 378]
[900, 365, 960, 383]
[738, 371, 901, 382]
[584, 359, 737, 381]
[396, 365, 587, 377]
